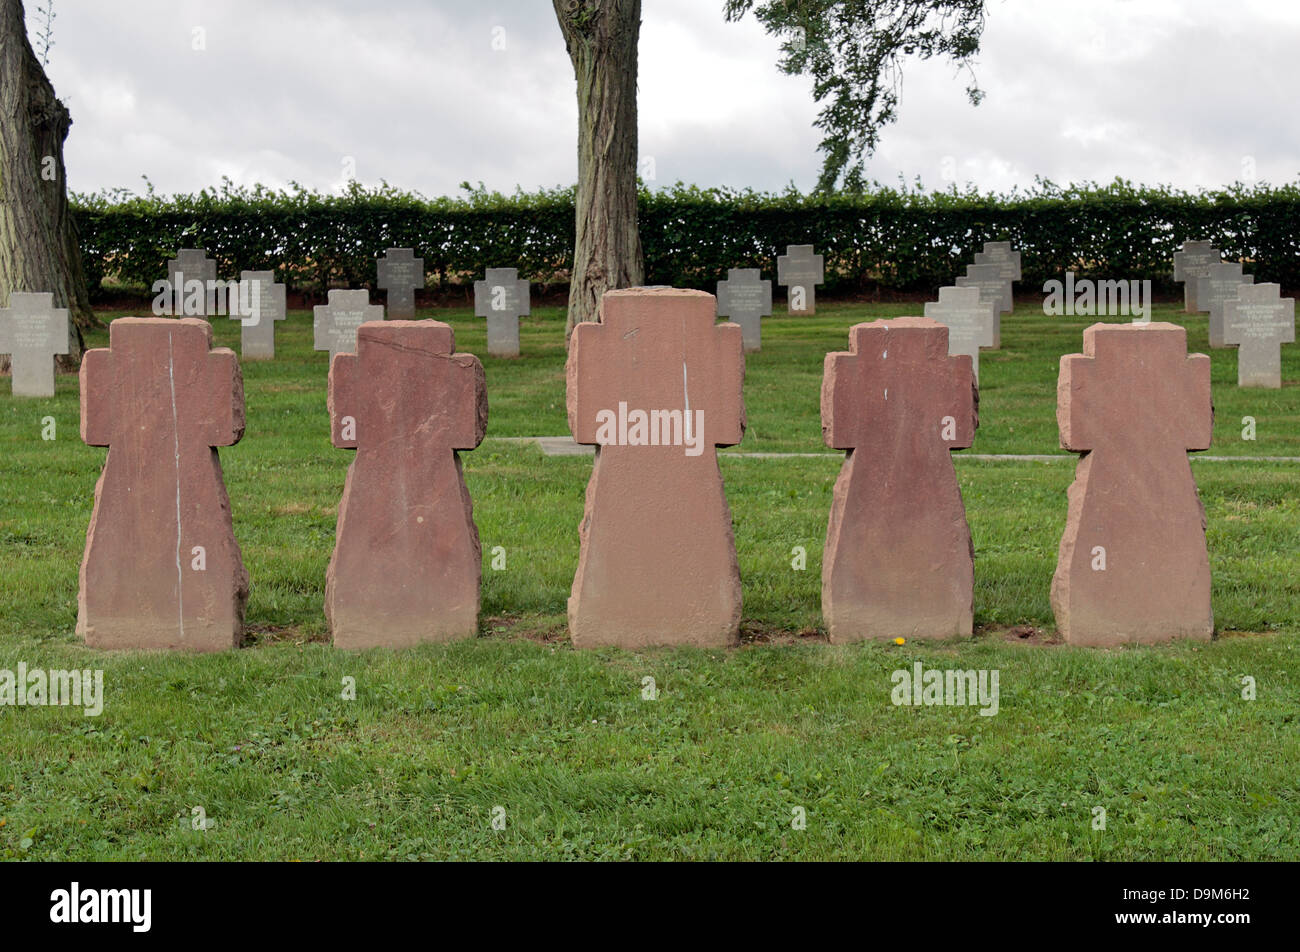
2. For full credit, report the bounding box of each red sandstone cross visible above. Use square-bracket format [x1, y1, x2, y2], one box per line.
[566, 288, 745, 648]
[821, 316, 977, 642]
[326, 320, 487, 648]
[79, 317, 247, 650]
[1052, 322, 1213, 645]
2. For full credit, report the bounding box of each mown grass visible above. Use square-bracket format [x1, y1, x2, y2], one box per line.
[0, 299, 1297, 860]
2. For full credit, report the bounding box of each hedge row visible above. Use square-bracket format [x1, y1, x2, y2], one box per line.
[71, 178, 1300, 301]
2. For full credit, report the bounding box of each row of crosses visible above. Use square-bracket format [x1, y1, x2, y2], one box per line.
[70, 296, 1219, 650]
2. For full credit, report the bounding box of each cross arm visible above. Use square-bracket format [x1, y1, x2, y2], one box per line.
[79, 348, 114, 447]
[328, 352, 358, 449]
[450, 353, 488, 451]
[200, 348, 245, 447]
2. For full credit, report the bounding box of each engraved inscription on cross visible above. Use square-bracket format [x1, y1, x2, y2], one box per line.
[165, 248, 218, 317]
[1223, 283, 1295, 388]
[376, 248, 424, 320]
[0, 292, 69, 396]
[314, 289, 384, 361]
[973, 240, 1022, 283]
[924, 285, 996, 383]
[1173, 240, 1220, 313]
[715, 268, 772, 352]
[956, 263, 1012, 338]
[1196, 261, 1253, 348]
[473, 267, 530, 357]
[231, 271, 286, 360]
[777, 245, 824, 315]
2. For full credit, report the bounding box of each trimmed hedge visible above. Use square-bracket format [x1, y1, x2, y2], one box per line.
[71, 178, 1300, 300]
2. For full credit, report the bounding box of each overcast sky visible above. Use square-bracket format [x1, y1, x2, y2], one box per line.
[37, 0, 1300, 199]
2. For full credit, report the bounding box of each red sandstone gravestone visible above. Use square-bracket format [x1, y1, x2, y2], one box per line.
[821, 317, 978, 642]
[326, 320, 487, 648]
[78, 318, 248, 650]
[567, 288, 745, 648]
[1052, 322, 1213, 646]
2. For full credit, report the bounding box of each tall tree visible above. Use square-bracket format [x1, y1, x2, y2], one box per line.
[553, 0, 644, 341]
[0, 0, 92, 370]
[552, 0, 986, 338]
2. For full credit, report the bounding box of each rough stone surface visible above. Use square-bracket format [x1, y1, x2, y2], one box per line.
[715, 268, 772, 352]
[326, 320, 487, 648]
[923, 286, 996, 381]
[314, 289, 384, 361]
[1196, 261, 1253, 347]
[472, 267, 530, 357]
[78, 318, 248, 650]
[821, 317, 978, 643]
[0, 292, 69, 396]
[1222, 283, 1295, 388]
[566, 288, 745, 648]
[233, 271, 286, 360]
[776, 245, 824, 315]
[1173, 240, 1220, 313]
[956, 263, 1012, 328]
[376, 248, 425, 320]
[1051, 322, 1213, 646]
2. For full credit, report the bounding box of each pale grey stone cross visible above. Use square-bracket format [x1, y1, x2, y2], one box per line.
[473, 267, 530, 358]
[1222, 283, 1295, 388]
[715, 268, 772, 352]
[973, 241, 1022, 282]
[1173, 240, 1221, 313]
[955, 263, 1011, 344]
[376, 248, 424, 320]
[314, 289, 384, 362]
[231, 271, 287, 360]
[0, 292, 70, 397]
[1196, 261, 1253, 348]
[165, 248, 218, 316]
[924, 285, 996, 383]
[776, 245, 823, 315]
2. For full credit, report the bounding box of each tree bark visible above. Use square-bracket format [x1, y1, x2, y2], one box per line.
[553, 0, 644, 342]
[0, 0, 92, 372]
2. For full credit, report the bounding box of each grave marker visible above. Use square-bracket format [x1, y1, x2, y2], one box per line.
[314, 289, 383, 361]
[231, 271, 286, 360]
[0, 292, 70, 396]
[165, 248, 218, 316]
[715, 268, 772, 352]
[1051, 322, 1213, 645]
[821, 317, 978, 642]
[1172, 240, 1220, 313]
[376, 248, 424, 320]
[776, 245, 824, 315]
[327, 320, 487, 647]
[472, 267, 530, 357]
[78, 318, 248, 650]
[567, 288, 745, 648]
[923, 285, 995, 382]
[956, 263, 1012, 337]
[1196, 261, 1253, 348]
[1222, 283, 1295, 388]
[973, 240, 1022, 282]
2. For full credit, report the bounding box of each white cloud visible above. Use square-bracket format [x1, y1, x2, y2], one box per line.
[37, 0, 1300, 198]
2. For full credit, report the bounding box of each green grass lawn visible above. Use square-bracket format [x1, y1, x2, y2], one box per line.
[1, 299, 1297, 860]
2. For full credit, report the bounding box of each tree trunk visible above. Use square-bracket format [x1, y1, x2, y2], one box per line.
[0, 0, 93, 373]
[553, 0, 644, 342]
